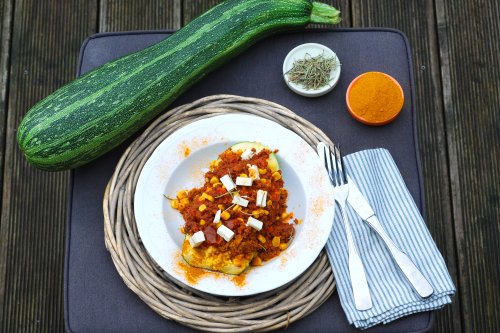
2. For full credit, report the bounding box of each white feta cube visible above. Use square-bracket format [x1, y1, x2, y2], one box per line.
[220, 174, 236, 191]
[256, 190, 268, 207]
[241, 149, 254, 160]
[236, 176, 253, 186]
[232, 195, 249, 207]
[246, 217, 263, 231]
[248, 164, 260, 180]
[217, 224, 234, 242]
[213, 209, 222, 223]
[189, 231, 205, 247]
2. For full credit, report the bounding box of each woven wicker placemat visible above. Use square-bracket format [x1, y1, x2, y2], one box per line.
[103, 95, 337, 332]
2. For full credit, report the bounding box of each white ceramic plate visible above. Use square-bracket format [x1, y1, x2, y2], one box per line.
[134, 114, 335, 296]
[283, 43, 341, 97]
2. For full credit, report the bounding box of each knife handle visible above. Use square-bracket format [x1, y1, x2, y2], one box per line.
[341, 205, 373, 311]
[366, 216, 434, 298]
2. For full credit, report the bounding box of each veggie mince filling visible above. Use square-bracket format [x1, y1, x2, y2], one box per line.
[170, 143, 299, 275]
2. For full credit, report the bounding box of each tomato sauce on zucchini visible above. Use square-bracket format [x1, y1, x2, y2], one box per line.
[171, 143, 297, 274]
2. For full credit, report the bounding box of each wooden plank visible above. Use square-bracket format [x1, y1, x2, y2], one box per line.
[350, 1, 462, 332]
[0, 0, 12, 192]
[0, 0, 13, 326]
[100, 0, 181, 32]
[0, 1, 97, 332]
[182, 0, 350, 27]
[435, 0, 500, 332]
[182, 0, 220, 25]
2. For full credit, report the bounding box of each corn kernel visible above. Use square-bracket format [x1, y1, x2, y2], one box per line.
[198, 195, 205, 202]
[180, 198, 190, 206]
[258, 234, 266, 243]
[281, 212, 289, 219]
[202, 193, 214, 202]
[279, 243, 288, 250]
[198, 204, 207, 212]
[258, 168, 267, 175]
[272, 171, 282, 181]
[272, 236, 281, 247]
[221, 211, 230, 220]
[210, 176, 219, 184]
[177, 190, 188, 199]
[262, 209, 269, 215]
[296, 219, 303, 225]
[210, 159, 220, 169]
[252, 210, 260, 218]
[232, 205, 242, 212]
[276, 216, 280, 220]
[251, 256, 262, 266]
[260, 179, 267, 184]
[179, 226, 185, 234]
[249, 168, 258, 179]
[237, 217, 244, 222]
[267, 200, 273, 207]
[200, 219, 206, 226]
[212, 182, 222, 188]
[216, 222, 222, 228]
[239, 173, 248, 178]
[170, 199, 179, 209]
[218, 204, 224, 210]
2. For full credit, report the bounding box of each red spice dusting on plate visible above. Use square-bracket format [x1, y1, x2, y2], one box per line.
[231, 273, 247, 287]
[177, 137, 214, 159]
[310, 197, 325, 220]
[177, 258, 208, 284]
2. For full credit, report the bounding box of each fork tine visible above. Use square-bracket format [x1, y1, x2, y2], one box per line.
[323, 146, 334, 185]
[337, 146, 348, 184]
[331, 145, 341, 185]
[326, 145, 334, 184]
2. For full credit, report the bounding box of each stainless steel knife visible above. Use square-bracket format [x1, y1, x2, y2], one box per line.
[346, 178, 434, 298]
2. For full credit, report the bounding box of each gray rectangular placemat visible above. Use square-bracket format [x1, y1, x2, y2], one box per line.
[65, 29, 433, 333]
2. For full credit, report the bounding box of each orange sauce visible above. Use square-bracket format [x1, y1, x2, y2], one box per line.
[346, 72, 404, 126]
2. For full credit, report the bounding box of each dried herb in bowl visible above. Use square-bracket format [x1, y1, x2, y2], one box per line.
[286, 53, 338, 90]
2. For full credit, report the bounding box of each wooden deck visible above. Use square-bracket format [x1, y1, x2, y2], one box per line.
[0, 1, 498, 332]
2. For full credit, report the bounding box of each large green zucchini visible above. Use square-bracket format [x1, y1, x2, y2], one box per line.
[17, 0, 340, 171]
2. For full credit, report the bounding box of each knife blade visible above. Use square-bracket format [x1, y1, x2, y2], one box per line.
[346, 177, 434, 299]
[346, 176, 375, 221]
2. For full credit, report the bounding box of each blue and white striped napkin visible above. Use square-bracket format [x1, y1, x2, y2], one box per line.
[325, 148, 455, 329]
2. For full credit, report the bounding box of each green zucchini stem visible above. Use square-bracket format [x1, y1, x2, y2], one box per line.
[310, 2, 342, 24]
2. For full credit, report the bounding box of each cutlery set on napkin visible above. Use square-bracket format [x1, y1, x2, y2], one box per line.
[317, 143, 455, 329]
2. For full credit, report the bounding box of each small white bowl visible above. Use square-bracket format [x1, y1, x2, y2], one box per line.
[283, 43, 341, 97]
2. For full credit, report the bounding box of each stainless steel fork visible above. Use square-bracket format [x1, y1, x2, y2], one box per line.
[323, 144, 373, 311]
